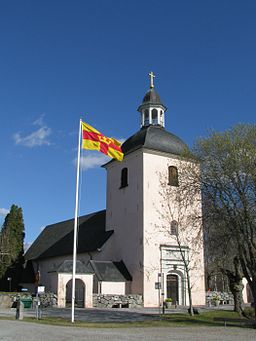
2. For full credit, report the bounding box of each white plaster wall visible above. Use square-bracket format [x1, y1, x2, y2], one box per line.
[142, 151, 205, 307]
[105, 150, 144, 294]
[101, 282, 125, 295]
[57, 273, 93, 308]
[242, 277, 253, 304]
[242, 278, 248, 303]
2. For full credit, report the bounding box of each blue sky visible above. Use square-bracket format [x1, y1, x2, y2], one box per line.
[0, 0, 256, 246]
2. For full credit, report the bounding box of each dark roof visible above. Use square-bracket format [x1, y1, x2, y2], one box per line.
[57, 260, 93, 274]
[121, 125, 188, 156]
[138, 88, 167, 111]
[90, 260, 132, 282]
[25, 210, 113, 260]
[143, 88, 162, 104]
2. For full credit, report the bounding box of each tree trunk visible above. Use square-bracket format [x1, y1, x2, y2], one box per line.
[186, 266, 194, 316]
[223, 257, 244, 315]
[230, 281, 244, 315]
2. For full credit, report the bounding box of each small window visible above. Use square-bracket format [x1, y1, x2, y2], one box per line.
[160, 111, 164, 125]
[168, 166, 179, 186]
[152, 109, 158, 125]
[171, 220, 178, 235]
[144, 109, 149, 125]
[120, 167, 128, 188]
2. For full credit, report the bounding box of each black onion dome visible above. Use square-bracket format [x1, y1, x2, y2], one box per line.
[122, 125, 188, 156]
[138, 88, 167, 111]
[143, 88, 162, 104]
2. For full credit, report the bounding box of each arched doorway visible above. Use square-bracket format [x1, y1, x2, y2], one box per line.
[167, 274, 179, 305]
[65, 279, 85, 307]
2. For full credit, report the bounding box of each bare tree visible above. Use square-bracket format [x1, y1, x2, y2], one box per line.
[193, 124, 256, 317]
[204, 209, 244, 314]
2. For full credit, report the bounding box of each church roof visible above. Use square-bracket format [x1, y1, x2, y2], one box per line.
[121, 125, 188, 156]
[57, 260, 93, 274]
[89, 260, 132, 282]
[25, 210, 113, 260]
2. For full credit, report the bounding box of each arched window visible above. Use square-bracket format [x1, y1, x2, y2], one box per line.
[144, 109, 149, 126]
[152, 109, 158, 125]
[170, 220, 178, 235]
[168, 166, 179, 186]
[120, 167, 128, 188]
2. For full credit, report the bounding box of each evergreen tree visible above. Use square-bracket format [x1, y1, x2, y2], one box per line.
[0, 204, 25, 291]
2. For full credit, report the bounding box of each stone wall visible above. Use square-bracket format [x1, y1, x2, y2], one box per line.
[93, 294, 143, 308]
[0, 293, 14, 308]
[36, 292, 58, 307]
[0, 292, 57, 308]
[206, 291, 234, 306]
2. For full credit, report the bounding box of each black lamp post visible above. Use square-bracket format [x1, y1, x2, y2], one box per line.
[7, 277, 12, 292]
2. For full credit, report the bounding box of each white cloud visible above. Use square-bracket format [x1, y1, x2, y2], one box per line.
[33, 114, 45, 127]
[13, 115, 52, 147]
[0, 208, 9, 217]
[74, 153, 110, 171]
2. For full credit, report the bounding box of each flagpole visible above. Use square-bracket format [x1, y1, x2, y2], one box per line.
[71, 118, 82, 323]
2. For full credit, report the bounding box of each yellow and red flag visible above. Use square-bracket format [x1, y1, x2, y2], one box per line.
[81, 121, 123, 161]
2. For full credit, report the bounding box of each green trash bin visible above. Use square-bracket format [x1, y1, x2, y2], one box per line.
[21, 298, 32, 308]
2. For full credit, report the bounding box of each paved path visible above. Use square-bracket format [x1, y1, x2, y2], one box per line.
[0, 307, 160, 322]
[0, 305, 230, 322]
[0, 319, 256, 341]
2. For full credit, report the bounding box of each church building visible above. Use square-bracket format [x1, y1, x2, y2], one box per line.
[24, 73, 206, 308]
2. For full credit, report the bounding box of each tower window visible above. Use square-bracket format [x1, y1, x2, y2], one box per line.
[144, 109, 149, 126]
[168, 166, 179, 186]
[120, 167, 128, 188]
[160, 110, 164, 125]
[152, 109, 158, 125]
[170, 220, 178, 235]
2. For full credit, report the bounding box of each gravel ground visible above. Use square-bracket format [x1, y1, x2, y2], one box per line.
[0, 320, 256, 341]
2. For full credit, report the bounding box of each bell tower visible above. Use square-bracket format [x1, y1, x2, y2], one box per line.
[137, 71, 167, 127]
[104, 73, 205, 307]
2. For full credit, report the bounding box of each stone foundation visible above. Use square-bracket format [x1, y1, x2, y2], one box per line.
[0, 292, 57, 308]
[93, 294, 143, 308]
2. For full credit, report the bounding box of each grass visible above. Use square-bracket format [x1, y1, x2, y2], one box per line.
[0, 310, 253, 329]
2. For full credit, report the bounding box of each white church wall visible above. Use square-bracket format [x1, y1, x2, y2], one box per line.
[57, 273, 93, 308]
[242, 277, 253, 304]
[101, 282, 125, 295]
[142, 150, 205, 307]
[105, 150, 144, 294]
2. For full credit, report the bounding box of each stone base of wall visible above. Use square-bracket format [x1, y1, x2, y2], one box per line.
[37, 292, 58, 307]
[93, 294, 143, 308]
[0, 292, 57, 308]
[0, 293, 13, 308]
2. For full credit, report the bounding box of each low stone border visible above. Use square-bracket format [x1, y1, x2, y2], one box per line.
[93, 294, 143, 308]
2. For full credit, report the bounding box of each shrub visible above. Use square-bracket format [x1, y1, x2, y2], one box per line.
[243, 307, 255, 319]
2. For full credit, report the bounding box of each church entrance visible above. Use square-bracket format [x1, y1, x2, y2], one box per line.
[167, 274, 179, 304]
[65, 279, 85, 307]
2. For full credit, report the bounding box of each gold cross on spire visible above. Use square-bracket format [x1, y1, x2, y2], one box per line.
[148, 71, 155, 89]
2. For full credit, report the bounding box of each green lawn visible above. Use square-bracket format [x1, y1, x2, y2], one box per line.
[1, 310, 254, 329]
